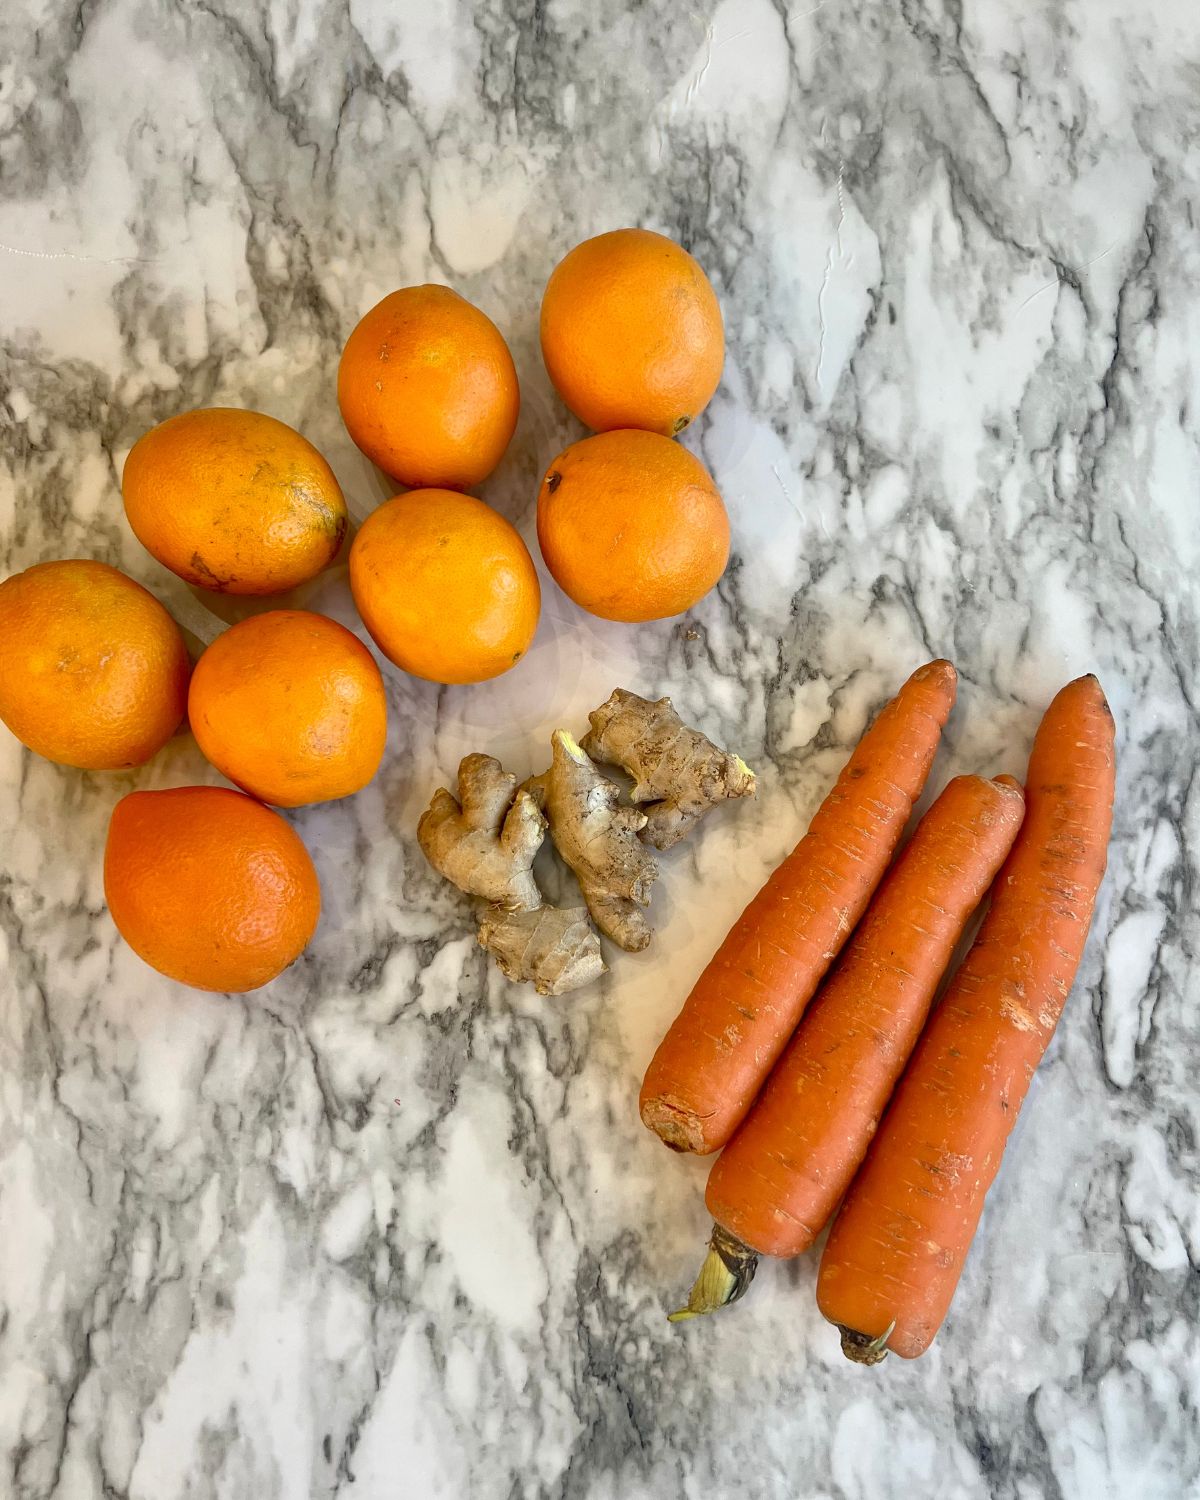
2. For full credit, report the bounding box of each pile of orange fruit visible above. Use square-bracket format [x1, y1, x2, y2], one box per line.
[0, 229, 729, 993]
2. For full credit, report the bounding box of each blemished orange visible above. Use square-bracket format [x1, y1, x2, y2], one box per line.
[540, 228, 724, 437]
[122, 408, 348, 595]
[349, 489, 540, 685]
[189, 610, 387, 807]
[104, 786, 321, 993]
[537, 429, 730, 623]
[337, 285, 520, 489]
[0, 559, 190, 770]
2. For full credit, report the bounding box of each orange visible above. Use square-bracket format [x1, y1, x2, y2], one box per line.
[189, 610, 387, 807]
[104, 786, 321, 993]
[536, 429, 729, 623]
[337, 285, 519, 489]
[0, 559, 190, 770]
[540, 228, 724, 436]
[122, 408, 347, 595]
[349, 489, 540, 684]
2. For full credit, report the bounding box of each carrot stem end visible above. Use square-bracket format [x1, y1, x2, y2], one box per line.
[668, 1223, 759, 1323]
[838, 1319, 896, 1365]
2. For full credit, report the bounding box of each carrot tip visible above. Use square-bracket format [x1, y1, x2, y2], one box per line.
[642, 1098, 708, 1154]
[838, 1320, 896, 1366]
[915, 658, 957, 687]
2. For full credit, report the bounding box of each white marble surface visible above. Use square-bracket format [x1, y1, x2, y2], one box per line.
[2, 1, 1198, 1496]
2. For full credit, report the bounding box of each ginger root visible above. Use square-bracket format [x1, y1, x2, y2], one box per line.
[417, 753, 544, 910]
[418, 697, 753, 990]
[478, 904, 604, 996]
[525, 730, 659, 952]
[417, 753, 605, 995]
[580, 688, 756, 850]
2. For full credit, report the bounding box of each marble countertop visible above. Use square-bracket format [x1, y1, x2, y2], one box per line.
[2, 1, 1198, 1496]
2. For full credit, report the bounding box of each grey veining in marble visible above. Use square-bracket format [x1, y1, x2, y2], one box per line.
[1, 1, 1198, 1497]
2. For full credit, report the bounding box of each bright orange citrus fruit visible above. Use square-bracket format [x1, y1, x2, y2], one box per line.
[0, 559, 190, 769]
[104, 786, 321, 992]
[122, 408, 347, 595]
[540, 228, 724, 436]
[189, 610, 387, 807]
[338, 285, 519, 489]
[536, 429, 729, 623]
[349, 489, 540, 684]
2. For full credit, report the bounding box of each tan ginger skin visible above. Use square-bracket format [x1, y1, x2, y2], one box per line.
[417, 691, 754, 993]
[581, 689, 755, 851]
[417, 752, 604, 996]
[525, 730, 659, 952]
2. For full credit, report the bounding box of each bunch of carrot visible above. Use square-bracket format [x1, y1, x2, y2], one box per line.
[643, 661, 1115, 1361]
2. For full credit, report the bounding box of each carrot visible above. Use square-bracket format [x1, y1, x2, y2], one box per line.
[640, 658, 958, 1155]
[817, 675, 1116, 1362]
[668, 774, 1024, 1320]
[724, 775, 1019, 1233]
